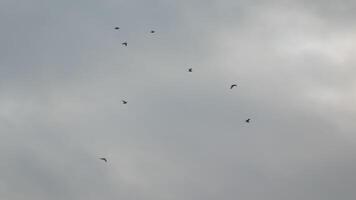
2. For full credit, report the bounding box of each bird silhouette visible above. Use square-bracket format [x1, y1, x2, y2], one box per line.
[99, 158, 107, 162]
[188, 68, 192, 72]
[122, 100, 128, 104]
[230, 84, 237, 89]
[114, 27, 120, 30]
[122, 42, 128, 46]
[150, 30, 155, 33]
[245, 118, 251, 123]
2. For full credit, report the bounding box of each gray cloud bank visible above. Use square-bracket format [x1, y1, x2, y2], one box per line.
[1, 0, 356, 199]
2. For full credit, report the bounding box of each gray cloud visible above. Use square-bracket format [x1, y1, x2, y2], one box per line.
[1, 0, 356, 199]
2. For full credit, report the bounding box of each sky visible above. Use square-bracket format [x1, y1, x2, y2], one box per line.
[1, 0, 356, 199]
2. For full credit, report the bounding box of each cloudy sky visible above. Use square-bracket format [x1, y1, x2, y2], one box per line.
[1, 0, 356, 199]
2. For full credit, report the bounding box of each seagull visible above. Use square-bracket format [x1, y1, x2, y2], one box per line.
[99, 158, 107, 163]
[114, 27, 120, 30]
[245, 118, 251, 123]
[230, 84, 237, 89]
[150, 30, 155, 33]
[188, 68, 192, 72]
[122, 100, 128, 104]
[122, 42, 128, 46]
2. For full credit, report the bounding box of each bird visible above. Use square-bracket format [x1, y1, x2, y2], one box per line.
[188, 68, 192, 72]
[114, 27, 120, 30]
[122, 100, 128, 104]
[245, 118, 251, 123]
[99, 158, 107, 162]
[230, 84, 237, 89]
[150, 30, 155, 33]
[122, 42, 128, 46]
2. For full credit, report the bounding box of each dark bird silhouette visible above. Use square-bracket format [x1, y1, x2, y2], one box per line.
[230, 84, 237, 89]
[122, 42, 128, 46]
[188, 68, 192, 72]
[99, 158, 107, 162]
[122, 100, 128, 104]
[114, 27, 120, 30]
[150, 30, 155, 33]
[245, 118, 251, 123]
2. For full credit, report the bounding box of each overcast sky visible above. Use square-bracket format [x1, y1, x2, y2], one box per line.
[1, 0, 356, 199]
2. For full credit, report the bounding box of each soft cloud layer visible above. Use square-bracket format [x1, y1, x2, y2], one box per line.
[1, 0, 356, 199]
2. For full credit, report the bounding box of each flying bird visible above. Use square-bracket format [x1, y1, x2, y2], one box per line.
[122, 42, 128, 46]
[114, 27, 120, 30]
[245, 118, 251, 123]
[122, 100, 128, 104]
[230, 84, 237, 89]
[99, 158, 107, 162]
[188, 68, 192, 72]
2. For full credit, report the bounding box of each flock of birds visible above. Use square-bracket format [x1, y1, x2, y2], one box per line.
[99, 26, 251, 163]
